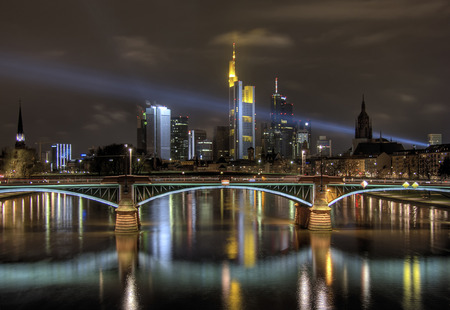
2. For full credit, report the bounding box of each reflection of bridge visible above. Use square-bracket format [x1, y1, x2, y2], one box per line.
[1, 176, 449, 231]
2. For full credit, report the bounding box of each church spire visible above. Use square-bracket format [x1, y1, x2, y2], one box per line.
[361, 94, 366, 112]
[15, 99, 25, 148]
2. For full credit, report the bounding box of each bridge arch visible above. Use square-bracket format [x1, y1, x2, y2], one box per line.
[136, 185, 313, 207]
[328, 187, 450, 206]
[0, 187, 119, 208]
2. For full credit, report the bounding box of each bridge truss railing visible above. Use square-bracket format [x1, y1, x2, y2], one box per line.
[133, 182, 315, 206]
[0, 184, 120, 206]
[326, 183, 450, 206]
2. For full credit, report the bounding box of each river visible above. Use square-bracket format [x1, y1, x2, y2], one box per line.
[0, 189, 448, 309]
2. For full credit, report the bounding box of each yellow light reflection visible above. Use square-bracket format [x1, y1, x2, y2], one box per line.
[403, 256, 422, 309]
[226, 232, 238, 260]
[325, 250, 333, 286]
[244, 227, 255, 267]
[227, 280, 242, 310]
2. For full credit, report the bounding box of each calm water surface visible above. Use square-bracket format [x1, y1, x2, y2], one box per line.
[0, 190, 449, 309]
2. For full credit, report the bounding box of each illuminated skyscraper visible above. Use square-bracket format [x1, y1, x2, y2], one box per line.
[51, 143, 72, 171]
[264, 78, 296, 159]
[146, 103, 171, 160]
[171, 116, 189, 160]
[228, 43, 256, 160]
[15, 100, 25, 149]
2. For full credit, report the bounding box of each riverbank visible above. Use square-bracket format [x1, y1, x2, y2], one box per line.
[367, 191, 450, 208]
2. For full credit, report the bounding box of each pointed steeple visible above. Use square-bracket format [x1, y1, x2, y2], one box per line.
[15, 99, 25, 148]
[361, 94, 366, 112]
[355, 94, 372, 139]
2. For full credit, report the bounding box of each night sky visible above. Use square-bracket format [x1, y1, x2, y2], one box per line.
[1, 1, 448, 156]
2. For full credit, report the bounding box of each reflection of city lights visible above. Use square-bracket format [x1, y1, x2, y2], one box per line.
[123, 273, 139, 310]
[298, 268, 311, 310]
[326, 250, 333, 286]
[361, 259, 371, 308]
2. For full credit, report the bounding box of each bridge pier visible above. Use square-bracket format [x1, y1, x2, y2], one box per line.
[107, 175, 149, 234]
[308, 191, 332, 231]
[115, 197, 140, 233]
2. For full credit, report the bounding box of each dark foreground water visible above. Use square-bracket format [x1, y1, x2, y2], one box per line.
[0, 190, 449, 309]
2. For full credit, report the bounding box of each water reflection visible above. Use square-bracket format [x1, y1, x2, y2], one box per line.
[0, 190, 449, 309]
[116, 234, 139, 310]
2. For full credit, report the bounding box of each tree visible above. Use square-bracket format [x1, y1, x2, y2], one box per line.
[2, 147, 42, 178]
[89, 144, 129, 176]
[438, 157, 450, 179]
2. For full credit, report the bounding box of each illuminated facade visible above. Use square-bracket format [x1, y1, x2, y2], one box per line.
[428, 133, 442, 146]
[263, 78, 297, 159]
[316, 136, 332, 157]
[51, 143, 72, 171]
[171, 116, 189, 161]
[188, 129, 213, 161]
[146, 104, 171, 160]
[15, 100, 25, 149]
[228, 43, 256, 160]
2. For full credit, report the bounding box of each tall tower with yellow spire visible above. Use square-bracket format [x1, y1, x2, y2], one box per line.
[228, 43, 255, 160]
[228, 43, 238, 87]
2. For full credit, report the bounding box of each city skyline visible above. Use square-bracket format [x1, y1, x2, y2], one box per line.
[0, 1, 448, 155]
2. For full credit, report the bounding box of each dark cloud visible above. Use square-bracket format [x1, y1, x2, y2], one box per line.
[0, 0, 448, 155]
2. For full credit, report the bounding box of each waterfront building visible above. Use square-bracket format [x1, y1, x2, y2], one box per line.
[428, 133, 442, 146]
[51, 143, 72, 171]
[228, 43, 256, 160]
[146, 103, 171, 160]
[392, 144, 450, 179]
[15, 100, 25, 149]
[171, 116, 189, 161]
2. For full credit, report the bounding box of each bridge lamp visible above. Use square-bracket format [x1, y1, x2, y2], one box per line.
[128, 148, 132, 175]
[361, 180, 368, 188]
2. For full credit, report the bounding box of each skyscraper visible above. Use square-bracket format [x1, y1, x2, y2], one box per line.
[171, 116, 189, 160]
[228, 43, 256, 160]
[146, 103, 171, 160]
[264, 78, 296, 159]
[213, 125, 229, 160]
[15, 100, 25, 149]
[51, 143, 72, 171]
[136, 106, 147, 155]
[294, 120, 311, 158]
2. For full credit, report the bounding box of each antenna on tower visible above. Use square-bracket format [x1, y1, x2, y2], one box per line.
[275, 77, 278, 94]
[232, 42, 236, 61]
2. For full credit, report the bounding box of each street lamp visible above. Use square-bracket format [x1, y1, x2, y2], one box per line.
[319, 145, 324, 192]
[129, 148, 132, 175]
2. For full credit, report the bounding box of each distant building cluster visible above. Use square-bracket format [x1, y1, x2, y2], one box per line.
[0, 44, 448, 180]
